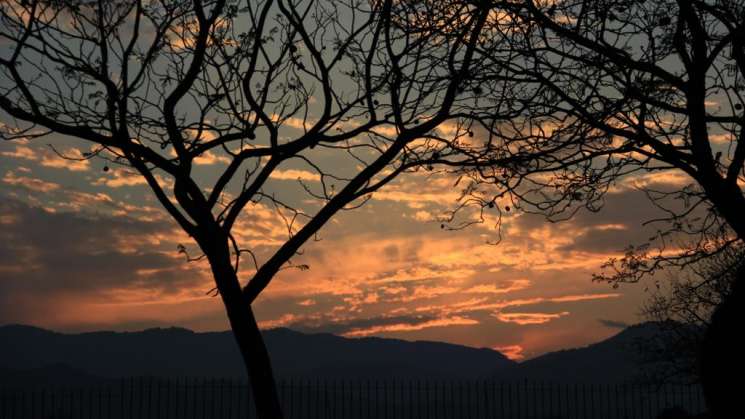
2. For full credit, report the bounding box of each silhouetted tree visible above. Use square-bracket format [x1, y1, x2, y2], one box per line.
[641, 241, 743, 385]
[464, 1, 745, 416]
[0, 1, 516, 417]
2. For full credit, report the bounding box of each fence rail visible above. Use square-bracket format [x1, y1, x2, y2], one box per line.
[0, 378, 706, 419]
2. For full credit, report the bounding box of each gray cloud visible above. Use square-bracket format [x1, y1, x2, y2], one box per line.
[559, 227, 643, 253]
[382, 244, 399, 262]
[0, 196, 203, 322]
[510, 187, 695, 254]
[597, 319, 630, 329]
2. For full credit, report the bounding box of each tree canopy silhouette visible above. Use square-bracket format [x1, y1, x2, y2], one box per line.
[642, 241, 743, 386]
[0, 1, 523, 418]
[460, 1, 745, 416]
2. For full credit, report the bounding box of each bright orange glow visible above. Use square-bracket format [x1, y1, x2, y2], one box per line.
[494, 344, 525, 361]
[342, 316, 479, 337]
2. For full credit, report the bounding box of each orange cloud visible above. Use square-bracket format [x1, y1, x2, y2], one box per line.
[168, 17, 233, 51]
[3, 171, 60, 192]
[0, 145, 37, 160]
[463, 279, 531, 294]
[258, 313, 300, 329]
[710, 133, 734, 144]
[617, 171, 692, 190]
[549, 293, 622, 303]
[341, 316, 479, 337]
[193, 150, 231, 166]
[94, 170, 173, 190]
[373, 189, 461, 206]
[269, 169, 321, 182]
[94, 170, 147, 187]
[410, 293, 621, 320]
[494, 344, 525, 361]
[412, 210, 434, 221]
[48, 191, 113, 213]
[492, 311, 570, 325]
[1, 143, 93, 172]
[282, 116, 316, 131]
[397, 285, 461, 302]
[372, 265, 474, 285]
[40, 149, 90, 172]
[230, 202, 302, 247]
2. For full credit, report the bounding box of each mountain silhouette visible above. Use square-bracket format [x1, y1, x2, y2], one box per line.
[0, 323, 687, 386]
[0, 325, 513, 382]
[495, 322, 689, 383]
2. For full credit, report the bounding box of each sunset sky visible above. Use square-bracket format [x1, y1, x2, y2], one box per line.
[0, 124, 692, 362]
[2, 0, 720, 364]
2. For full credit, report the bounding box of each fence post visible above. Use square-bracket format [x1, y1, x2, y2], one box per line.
[342, 379, 346, 419]
[439, 380, 444, 419]
[367, 378, 372, 419]
[686, 384, 693, 415]
[429, 381, 433, 419]
[41, 388, 47, 419]
[357, 380, 362, 419]
[307, 379, 312, 419]
[238, 378, 245, 419]
[325, 378, 329, 419]
[9, 389, 14, 419]
[375, 379, 379, 419]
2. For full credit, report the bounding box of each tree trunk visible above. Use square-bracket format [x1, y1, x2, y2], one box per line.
[697, 182, 745, 418]
[207, 245, 285, 419]
[225, 296, 285, 419]
[699, 271, 744, 419]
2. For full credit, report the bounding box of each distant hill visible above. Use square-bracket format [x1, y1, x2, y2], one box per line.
[494, 322, 694, 383]
[0, 325, 514, 382]
[267, 327, 514, 378]
[0, 323, 692, 386]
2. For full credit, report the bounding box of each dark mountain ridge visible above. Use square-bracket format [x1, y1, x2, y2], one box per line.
[0, 322, 687, 385]
[496, 322, 687, 383]
[0, 324, 513, 381]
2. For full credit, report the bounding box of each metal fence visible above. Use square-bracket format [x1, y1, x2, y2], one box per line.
[0, 378, 706, 419]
